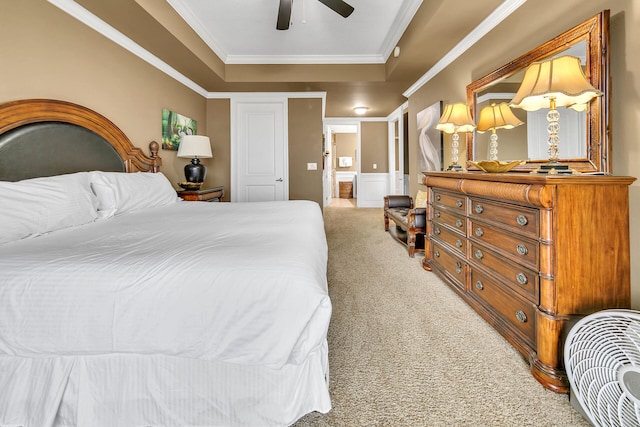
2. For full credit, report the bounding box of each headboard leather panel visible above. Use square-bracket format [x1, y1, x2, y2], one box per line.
[0, 122, 125, 181]
[0, 99, 161, 181]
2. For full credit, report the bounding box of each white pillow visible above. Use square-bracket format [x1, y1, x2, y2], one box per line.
[0, 172, 99, 244]
[90, 172, 179, 217]
[89, 172, 118, 219]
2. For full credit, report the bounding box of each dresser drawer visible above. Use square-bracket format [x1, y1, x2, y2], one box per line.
[469, 242, 538, 302]
[469, 198, 539, 239]
[433, 189, 466, 213]
[470, 268, 536, 347]
[433, 208, 466, 235]
[432, 222, 466, 255]
[469, 219, 538, 269]
[432, 241, 466, 290]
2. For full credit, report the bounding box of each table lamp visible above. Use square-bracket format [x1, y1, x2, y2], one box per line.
[476, 102, 524, 161]
[510, 55, 602, 174]
[436, 103, 476, 171]
[177, 135, 213, 183]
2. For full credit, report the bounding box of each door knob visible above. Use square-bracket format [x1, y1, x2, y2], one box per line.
[276, 178, 283, 182]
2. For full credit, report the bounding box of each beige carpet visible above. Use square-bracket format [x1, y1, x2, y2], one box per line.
[293, 206, 589, 427]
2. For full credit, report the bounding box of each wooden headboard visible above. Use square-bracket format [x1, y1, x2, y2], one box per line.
[0, 99, 161, 181]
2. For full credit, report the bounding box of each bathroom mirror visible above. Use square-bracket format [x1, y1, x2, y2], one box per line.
[465, 10, 610, 173]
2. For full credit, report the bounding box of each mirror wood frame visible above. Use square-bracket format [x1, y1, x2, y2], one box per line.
[465, 10, 610, 173]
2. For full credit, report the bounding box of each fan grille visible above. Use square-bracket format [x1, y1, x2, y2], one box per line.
[565, 309, 640, 427]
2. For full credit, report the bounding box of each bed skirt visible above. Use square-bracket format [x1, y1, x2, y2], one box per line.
[0, 340, 330, 427]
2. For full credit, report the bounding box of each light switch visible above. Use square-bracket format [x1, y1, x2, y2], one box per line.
[307, 162, 317, 170]
[373, 163, 377, 169]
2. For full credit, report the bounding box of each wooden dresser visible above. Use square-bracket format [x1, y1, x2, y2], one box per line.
[422, 171, 635, 393]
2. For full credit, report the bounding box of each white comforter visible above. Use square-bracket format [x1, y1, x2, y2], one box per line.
[0, 200, 331, 368]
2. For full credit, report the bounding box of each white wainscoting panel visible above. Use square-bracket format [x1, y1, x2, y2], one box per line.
[357, 173, 388, 208]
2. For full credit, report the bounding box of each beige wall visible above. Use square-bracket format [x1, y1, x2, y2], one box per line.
[407, 1, 640, 307]
[205, 99, 231, 201]
[288, 98, 324, 205]
[335, 133, 357, 172]
[361, 121, 389, 173]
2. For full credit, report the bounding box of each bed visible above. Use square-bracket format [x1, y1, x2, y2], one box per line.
[0, 99, 332, 426]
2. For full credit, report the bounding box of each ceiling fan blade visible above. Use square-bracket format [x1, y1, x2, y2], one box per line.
[277, 0, 292, 30]
[317, 0, 354, 18]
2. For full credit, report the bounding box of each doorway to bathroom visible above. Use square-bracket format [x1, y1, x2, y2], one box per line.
[323, 122, 358, 208]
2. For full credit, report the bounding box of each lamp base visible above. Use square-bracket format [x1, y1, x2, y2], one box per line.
[531, 162, 578, 175]
[446, 163, 464, 172]
[184, 158, 207, 183]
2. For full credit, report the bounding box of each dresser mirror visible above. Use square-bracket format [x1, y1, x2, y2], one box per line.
[466, 10, 610, 173]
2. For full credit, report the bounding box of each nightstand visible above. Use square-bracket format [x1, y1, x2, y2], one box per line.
[177, 186, 224, 202]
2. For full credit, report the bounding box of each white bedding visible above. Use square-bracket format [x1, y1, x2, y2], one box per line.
[0, 200, 331, 426]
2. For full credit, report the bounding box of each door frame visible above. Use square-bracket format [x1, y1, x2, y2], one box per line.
[323, 119, 360, 207]
[387, 102, 409, 195]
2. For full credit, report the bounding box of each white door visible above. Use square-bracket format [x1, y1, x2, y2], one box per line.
[322, 131, 333, 207]
[233, 100, 287, 202]
[388, 117, 405, 195]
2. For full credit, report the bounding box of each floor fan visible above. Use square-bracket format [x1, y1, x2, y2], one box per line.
[565, 309, 640, 426]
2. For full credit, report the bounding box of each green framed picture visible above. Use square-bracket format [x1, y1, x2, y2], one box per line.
[161, 108, 197, 151]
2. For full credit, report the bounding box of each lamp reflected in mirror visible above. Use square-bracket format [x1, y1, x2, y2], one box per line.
[436, 103, 476, 171]
[476, 102, 524, 161]
[510, 55, 602, 174]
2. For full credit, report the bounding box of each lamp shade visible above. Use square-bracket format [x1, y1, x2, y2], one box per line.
[476, 102, 524, 133]
[510, 55, 602, 111]
[177, 135, 213, 159]
[436, 103, 476, 134]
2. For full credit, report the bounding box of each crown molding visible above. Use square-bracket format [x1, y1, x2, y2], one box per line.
[380, 0, 423, 61]
[225, 54, 385, 65]
[477, 92, 516, 103]
[47, 0, 208, 97]
[48, 0, 526, 117]
[403, 0, 527, 98]
[166, 0, 229, 63]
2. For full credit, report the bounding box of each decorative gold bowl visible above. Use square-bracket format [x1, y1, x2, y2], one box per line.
[178, 181, 203, 191]
[468, 160, 525, 173]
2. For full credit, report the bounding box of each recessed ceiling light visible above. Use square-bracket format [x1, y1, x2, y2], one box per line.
[353, 106, 368, 115]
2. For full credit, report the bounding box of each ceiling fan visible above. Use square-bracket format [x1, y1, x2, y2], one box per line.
[277, 0, 354, 30]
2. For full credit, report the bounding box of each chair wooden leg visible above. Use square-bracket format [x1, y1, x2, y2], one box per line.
[407, 230, 416, 257]
[384, 213, 390, 231]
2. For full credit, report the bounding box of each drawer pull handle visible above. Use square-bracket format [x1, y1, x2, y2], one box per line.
[475, 227, 484, 237]
[475, 249, 484, 260]
[455, 262, 462, 274]
[456, 239, 463, 248]
[434, 227, 441, 235]
[456, 219, 463, 228]
[434, 250, 440, 258]
[435, 211, 441, 218]
[516, 244, 528, 256]
[515, 310, 528, 323]
[475, 280, 484, 291]
[516, 273, 528, 285]
[456, 200, 463, 208]
[475, 204, 484, 214]
[435, 195, 441, 201]
[516, 215, 528, 226]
